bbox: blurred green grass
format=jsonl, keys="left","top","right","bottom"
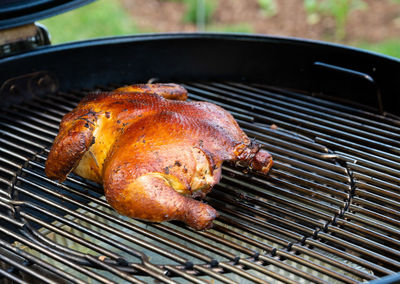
{"left": 353, "top": 39, "right": 400, "bottom": 59}
{"left": 207, "top": 23, "right": 254, "bottom": 34}
{"left": 40, "top": 0, "right": 400, "bottom": 59}
{"left": 40, "top": 0, "right": 139, "bottom": 44}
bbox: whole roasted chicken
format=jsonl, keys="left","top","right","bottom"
{"left": 45, "top": 84, "right": 273, "bottom": 230}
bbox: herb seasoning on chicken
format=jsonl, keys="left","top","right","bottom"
{"left": 45, "top": 84, "right": 273, "bottom": 230}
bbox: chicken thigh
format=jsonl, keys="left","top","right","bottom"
{"left": 45, "top": 84, "right": 273, "bottom": 230}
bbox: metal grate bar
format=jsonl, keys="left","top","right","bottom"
{"left": 334, "top": 218, "right": 400, "bottom": 249}
{"left": 215, "top": 82, "right": 400, "bottom": 139}
{"left": 57, "top": 91, "right": 85, "bottom": 102}
{"left": 215, "top": 206, "right": 307, "bottom": 243}
{"left": 347, "top": 203, "right": 400, "bottom": 227}
{"left": 342, "top": 210, "right": 400, "bottom": 238}
{"left": 339, "top": 153, "right": 400, "bottom": 180}
{"left": 200, "top": 228, "right": 347, "bottom": 283}
{"left": 0, "top": 164, "right": 19, "bottom": 177}
{"left": 216, "top": 262, "right": 273, "bottom": 284}
{"left": 184, "top": 82, "right": 396, "bottom": 276}
{"left": 291, "top": 244, "right": 377, "bottom": 281}
{"left": 190, "top": 264, "right": 235, "bottom": 284}
{"left": 272, "top": 161, "right": 349, "bottom": 192}
{"left": 217, "top": 178, "right": 333, "bottom": 223}
{"left": 252, "top": 141, "right": 346, "bottom": 175}
{"left": 225, "top": 167, "right": 341, "bottom": 210}
{"left": 0, "top": 117, "right": 57, "bottom": 138}
{"left": 0, "top": 249, "right": 70, "bottom": 284}
{"left": 31, "top": 97, "right": 74, "bottom": 113}
{"left": 41, "top": 94, "right": 77, "bottom": 110}
{"left": 328, "top": 226, "right": 400, "bottom": 259}
{"left": 211, "top": 223, "right": 278, "bottom": 253}
{"left": 0, "top": 234, "right": 95, "bottom": 284}
{"left": 0, "top": 267, "right": 29, "bottom": 284}
{"left": 23, "top": 101, "right": 66, "bottom": 118}
{"left": 0, "top": 224, "right": 114, "bottom": 283}
{"left": 152, "top": 223, "right": 302, "bottom": 283}
{"left": 274, "top": 250, "right": 358, "bottom": 284}
{"left": 0, "top": 132, "right": 46, "bottom": 153}
{"left": 232, "top": 120, "right": 331, "bottom": 158}
{"left": 210, "top": 189, "right": 322, "bottom": 234}
{"left": 315, "top": 137, "right": 400, "bottom": 169}
{"left": 353, "top": 172, "right": 400, "bottom": 193}
{"left": 2, "top": 109, "right": 59, "bottom": 131}
{"left": 240, "top": 120, "right": 330, "bottom": 153}
{"left": 355, "top": 196, "right": 400, "bottom": 222}
{"left": 272, "top": 168, "right": 346, "bottom": 199}
{"left": 354, "top": 189, "right": 400, "bottom": 211}
{"left": 21, "top": 212, "right": 128, "bottom": 260}
{"left": 348, "top": 163, "right": 400, "bottom": 185}
{"left": 355, "top": 181, "right": 400, "bottom": 206}
{"left": 268, "top": 173, "right": 346, "bottom": 208}
{"left": 130, "top": 263, "right": 179, "bottom": 284}
{"left": 10, "top": 104, "right": 62, "bottom": 124}
{"left": 22, "top": 166, "right": 109, "bottom": 207}
{"left": 304, "top": 238, "right": 393, "bottom": 276}
{"left": 82, "top": 256, "right": 147, "bottom": 284}
{"left": 215, "top": 215, "right": 292, "bottom": 248}
{"left": 0, "top": 123, "right": 53, "bottom": 145}
{"left": 351, "top": 196, "right": 400, "bottom": 219}
{"left": 231, "top": 132, "right": 350, "bottom": 191}
{"left": 317, "top": 231, "right": 400, "bottom": 269}
{"left": 163, "top": 265, "right": 207, "bottom": 284}
{"left": 269, "top": 153, "right": 348, "bottom": 182}
{"left": 249, "top": 83, "right": 400, "bottom": 129}
{"left": 0, "top": 144, "right": 35, "bottom": 161}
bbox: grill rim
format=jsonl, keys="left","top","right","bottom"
{"left": 2, "top": 32, "right": 400, "bottom": 62}
{"left": 1, "top": 32, "right": 400, "bottom": 116}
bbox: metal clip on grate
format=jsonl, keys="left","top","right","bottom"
{"left": 0, "top": 82, "right": 399, "bottom": 283}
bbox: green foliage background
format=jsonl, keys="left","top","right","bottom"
{"left": 41, "top": 0, "right": 138, "bottom": 43}
{"left": 40, "top": 0, "right": 400, "bottom": 59}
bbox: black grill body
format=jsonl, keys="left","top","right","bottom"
{"left": 1, "top": 34, "right": 400, "bottom": 115}
{"left": 0, "top": 33, "right": 399, "bottom": 284}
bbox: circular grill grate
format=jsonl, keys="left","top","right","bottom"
{"left": 0, "top": 82, "right": 399, "bottom": 283}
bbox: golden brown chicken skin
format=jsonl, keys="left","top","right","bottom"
{"left": 45, "top": 83, "right": 273, "bottom": 230}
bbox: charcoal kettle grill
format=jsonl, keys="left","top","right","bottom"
{"left": 0, "top": 1, "right": 400, "bottom": 283}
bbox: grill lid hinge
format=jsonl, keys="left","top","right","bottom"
{"left": 0, "top": 23, "right": 50, "bottom": 58}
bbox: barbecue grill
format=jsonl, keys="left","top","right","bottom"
{"left": 1, "top": 1, "right": 400, "bottom": 283}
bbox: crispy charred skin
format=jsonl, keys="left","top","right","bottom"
{"left": 45, "top": 83, "right": 273, "bottom": 230}
{"left": 45, "top": 109, "right": 97, "bottom": 181}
